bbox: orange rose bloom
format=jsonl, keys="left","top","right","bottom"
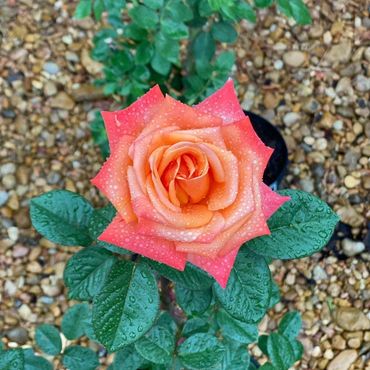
{"left": 92, "top": 80, "right": 289, "bottom": 287}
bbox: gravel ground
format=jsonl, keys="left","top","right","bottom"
{"left": 0, "top": 0, "right": 369, "bottom": 369}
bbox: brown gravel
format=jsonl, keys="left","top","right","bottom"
{"left": 0, "top": 0, "right": 369, "bottom": 369}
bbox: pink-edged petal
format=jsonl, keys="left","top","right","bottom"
{"left": 102, "top": 85, "right": 164, "bottom": 150}
{"left": 140, "top": 95, "right": 223, "bottom": 136}
{"left": 260, "top": 183, "right": 290, "bottom": 219}
{"left": 99, "top": 214, "right": 186, "bottom": 270}
{"left": 91, "top": 134, "right": 136, "bottom": 223}
{"left": 194, "top": 79, "right": 245, "bottom": 125}
{"left": 188, "top": 248, "right": 239, "bottom": 288}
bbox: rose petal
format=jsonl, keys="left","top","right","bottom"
{"left": 188, "top": 248, "right": 239, "bottom": 288}
{"left": 91, "top": 134, "right": 136, "bottom": 223}
{"left": 99, "top": 214, "right": 186, "bottom": 270}
{"left": 260, "top": 183, "right": 290, "bottom": 219}
{"left": 194, "top": 79, "right": 245, "bottom": 125}
{"left": 102, "top": 85, "right": 164, "bottom": 150}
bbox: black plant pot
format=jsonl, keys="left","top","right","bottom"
{"left": 244, "top": 110, "right": 288, "bottom": 191}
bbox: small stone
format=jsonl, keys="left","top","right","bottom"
{"left": 71, "top": 84, "right": 105, "bottom": 102}
{"left": 325, "top": 41, "right": 352, "bottom": 63}
{"left": 332, "top": 335, "right": 346, "bottom": 350}
{"left": 302, "top": 97, "right": 320, "bottom": 113}
{"left": 327, "top": 350, "right": 357, "bottom": 370}
{"left": 283, "top": 112, "right": 301, "bottom": 126}
{"left": 49, "top": 92, "right": 75, "bottom": 110}
{"left": 43, "top": 61, "right": 60, "bottom": 75}
{"left": 41, "top": 284, "right": 61, "bottom": 297}
{"left": 29, "top": 247, "right": 42, "bottom": 261}
{"left": 4, "top": 280, "right": 17, "bottom": 296}
{"left": 0, "top": 163, "right": 16, "bottom": 176}
{"left": 324, "top": 349, "right": 334, "bottom": 360}
{"left": 8, "top": 227, "right": 19, "bottom": 242}
{"left": 344, "top": 175, "right": 361, "bottom": 189}
{"left": 12, "top": 245, "right": 29, "bottom": 258}
{"left": 354, "top": 75, "right": 370, "bottom": 92}
{"left": 6, "top": 327, "right": 28, "bottom": 345}
{"left": 1, "top": 109, "right": 16, "bottom": 119}
{"left": 364, "top": 47, "right": 370, "bottom": 62}
{"left": 313, "top": 265, "right": 328, "bottom": 281}
{"left": 323, "top": 31, "right": 332, "bottom": 45}
{"left": 43, "top": 81, "right": 57, "bottom": 97}
{"left": 273, "top": 59, "right": 284, "bottom": 70}
{"left": 342, "top": 239, "right": 365, "bottom": 257}
{"left": 334, "top": 307, "right": 370, "bottom": 331}
{"left": 27, "top": 261, "right": 42, "bottom": 274}
{"left": 299, "top": 178, "right": 314, "bottom": 193}
{"left": 18, "top": 304, "right": 32, "bottom": 321}
{"left": 81, "top": 48, "right": 103, "bottom": 75}
{"left": 283, "top": 51, "right": 306, "bottom": 67}
{"left": 309, "top": 24, "right": 324, "bottom": 38}
{"left": 0, "top": 191, "right": 9, "bottom": 206}
{"left": 348, "top": 337, "right": 362, "bottom": 349}
{"left": 3, "top": 174, "right": 16, "bottom": 189}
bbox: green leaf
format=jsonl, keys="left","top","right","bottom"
{"left": 30, "top": 190, "right": 94, "bottom": 246}
{"left": 259, "top": 363, "right": 276, "bottom": 370}
{"left": 182, "top": 318, "right": 209, "bottom": 337}
{"left": 24, "top": 349, "right": 52, "bottom": 370}
{"left": 216, "top": 50, "right": 235, "bottom": 70}
{"left": 74, "top": 0, "right": 92, "bottom": 19}
{"left": 214, "top": 249, "right": 271, "bottom": 323}
{"left": 64, "top": 246, "right": 116, "bottom": 301}
{"left": 192, "top": 32, "right": 215, "bottom": 62}
{"left": 278, "top": 311, "right": 302, "bottom": 338}
{"left": 157, "top": 311, "right": 178, "bottom": 335}
{"left": 178, "top": 333, "right": 225, "bottom": 370}
{"left": 258, "top": 335, "right": 268, "bottom": 356}
{"left": 216, "top": 309, "right": 258, "bottom": 344}
{"left": 35, "top": 324, "right": 62, "bottom": 356}
{"left": 129, "top": 5, "right": 159, "bottom": 30}
{"left": 145, "top": 260, "right": 213, "bottom": 290}
{"left": 290, "top": 339, "right": 304, "bottom": 361}
{"left": 124, "top": 24, "right": 148, "bottom": 41}
{"left": 90, "top": 112, "right": 110, "bottom": 159}
{"left": 268, "top": 279, "right": 281, "bottom": 308}
{"left": 211, "top": 21, "right": 237, "bottom": 43}
{"left": 135, "top": 326, "right": 174, "bottom": 364}
{"left": 135, "top": 41, "right": 154, "bottom": 64}
{"left": 267, "top": 333, "right": 296, "bottom": 369}
{"left": 0, "top": 349, "right": 24, "bottom": 370}
{"left": 93, "top": 261, "right": 159, "bottom": 352}
{"left": 176, "top": 286, "right": 212, "bottom": 315}
{"left": 111, "top": 344, "right": 148, "bottom": 370}
{"left": 144, "top": 0, "right": 164, "bottom": 9}
{"left": 164, "top": 0, "right": 193, "bottom": 21}
{"left": 161, "top": 19, "right": 189, "bottom": 40}
{"left": 232, "top": 2, "right": 256, "bottom": 22}
{"left": 198, "top": 0, "right": 213, "bottom": 16}
{"left": 62, "top": 303, "right": 90, "bottom": 340}
{"left": 151, "top": 52, "right": 171, "bottom": 75}
{"left": 247, "top": 190, "right": 339, "bottom": 259}
{"left": 62, "top": 346, "right": 99, "bottom": 370}
{"left": 221, "top": 343, "right": 250, "bottom": 370}
{"left": 276, "top": 0, "right": 311, "bottom": 25}
{"left": 254, "top": 0, "right": 273, "bottom": 7}
{"left": 155, "top": 32, "right": 180, "bottom": 64}
{"left": 93, "top": 0, "right": 105, "bottom": 20}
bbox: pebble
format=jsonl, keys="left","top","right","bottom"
{"left": 0, "top": 191, "right": 9, "bottom": 206}
{"left": 283, "top": 112, "right": 301, "bottom": 126}
{"left": 273, "top": 59, "right": 284, "bottom": 70}
{"left": 332, "top": 335, "right": 346, "bottom": 350}
{"left": 0, "top": 163, "right": 16, "bottom": 176}
{"left": 43, "top": 81, "right": 57, "bottom": 96}
{"left": 6, "top": 327, "right": 28, "bottom": 345}
{"left": 327, "top": 350, "right": 357, "bottom": 370}
{"left": 49, "top": 92, "right": 75, "bottom": 110}
{"left": 344, "top": 175, "right": 361, "bottom": 189}
{"left": 354, "top": 75, "right": 370, "bottom": 92}
{"left": 313, "top": 265, "right": 328, "bottom": 281}
{"left": 325, "top": 41, "right": 352, "bottom": 63}
{"left": 81, "top": 48, "right": 103, "bottom": 75}
{"left": 283, "top": 51, "right": 306, "bottom": 67}
{"left": 342, "top": 239, "right": 365, "bottom": 257}
{"left": 2, "top": 174, "right": 16, "bottom": 189}
{"left": 4, "top": 280, "right": 17, "bottom": 296}
{"left": 7, "top": 227, "right": 19, "bottom": 242}
{"left": 334, "top": 307, "right": 370, "bottom": 331}
{"left": 43, "top": 61, "right": 60, "bottom": 75}
{"left": 12, "top": 245, "right": 29, "bottom": 258}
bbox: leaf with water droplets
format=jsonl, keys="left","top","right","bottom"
{"left": 92, "top": 261, "right": 159, "bottom": 352}
{"left": 145, "top": 260, "right": 213, "bottom": 290}
{"left": 278, "top": 311, "right": 302, "bottom": 339}
{"left": 182, "top": 318, "right": 209, "bottom": 337}
{"left": 30, "top": 190, "right": 94, "bottom": 246}
{"left": 135, "top": 326, "right": 175, "bottom": 364}
{"left": 266, "top": 333, "right": 296, "bottom": 369}
{"left": 247, "top": 189, "right": 339, "bottom": 260}
{"left": 220, "top": 342, "right": 251, "bottom": 370}
{"left": 88, "top": 205, "right": 131, "bottom": 255}
{"left": 61, "top": 303, "right": 90, "bottom": 340}
{"left": 214, "top": 249, "right": 271, "bottom": 323}
{"left": 178, "top": 333, "right": 225, "bottom": 370}
{"left": 175, "top": 286, "right": 212, "bottom": 316}
{"left": 62, "top": 346, "right": 99, "bottom": 370}
{"left": 0, "top": 349, "right": 24, "bottom": 370}
{"left": 216, "top": 309, "right": 258, "bottom": 344}
{"left": 268, "top": 279, "right": 281, "bottom": 309}
{"left": 64, "top": 246, "right": 117, "bottom": 301}
{"left": 110, "top": 344, "right": 149, "bottom": 370}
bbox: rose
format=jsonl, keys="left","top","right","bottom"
{"left": 92, "top": 80, "right": 289, "bottom": 288}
